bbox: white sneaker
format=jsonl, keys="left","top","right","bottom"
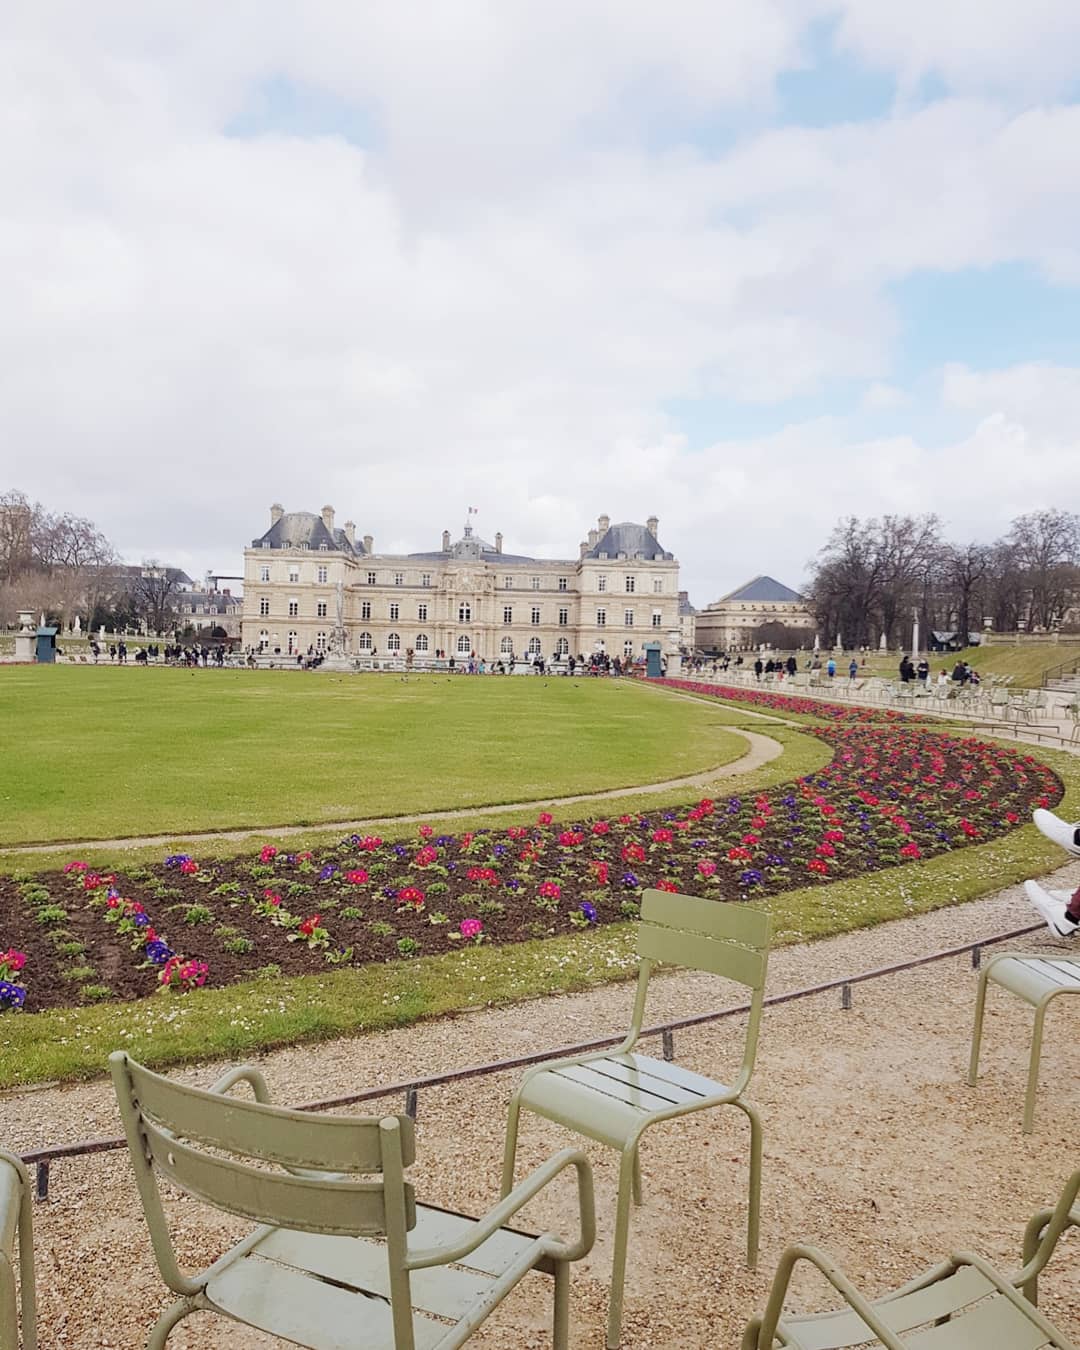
{"left": 1032, "top": 809, "right": 1080, "bottom": 858}
{"left": 1024, "top": 880, "right": 1079, "bottom": 938}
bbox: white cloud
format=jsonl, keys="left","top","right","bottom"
{"left": 861, "top": 381, "right": 908, "bottom": 410}
{"left": 0, "top": 3, "right": 1078, "bottom": 605}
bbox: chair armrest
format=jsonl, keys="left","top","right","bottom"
{"left": 205, "top": 1065, "right": 273, "bottom": 1102}
{"left": 951, "top": 1251, "right": 1073, "bottom": 1343}
{"left": 1016, "top": 1169, "right": 1080, "bottom": 1300}
{"left": 407, "top": 1148, "right": 595, "bottom": 1270}
{"left": 752, "top": 1244, "right": 911, "bottom": 1350}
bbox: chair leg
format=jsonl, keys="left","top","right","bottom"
{"left": 968, "top": 969, "right": 990, "bottom": 1087}
{"left": 552, "top": 1258, "right": 570, "bottom": 1350}
{"left": 606, "top": 1147, "right": 639, "bottom": 1349}
{"left": 631, "top": 1145, "right": 643, "bottom": 1206}
{"left": 147, "top": 1296, "right": 202, "bottom": 1349}
{"left": 500, "top": 1094, "right": 523, "bottom": 1198}
{"left": 1025, "top": 1005, "right": 1048, "bottom": 1135}
{"left": 736, "top": 1100, "right": 763, "bottom": 1269}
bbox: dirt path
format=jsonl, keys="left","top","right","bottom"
{"left": 8, "top": 860, "right": 1080, "bottom": 1347}
{"left": 2, "top": 727, "right": 784, "bottom": 857}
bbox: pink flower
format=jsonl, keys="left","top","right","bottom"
{"left": 63, "top": 860, "right": 89, "bottom": 873}
{"left": 591, "top": 820, "right": 610, "bottom": 835}
{"left": 651, "top": 828, "right": 673, "bottom": 844}
{"left": 357, "top": 835, "right": 382, "bottom": 851}
{"left": 418, "top": 824, "right": 434, "bottom": 837}
{"left": 415, "top": 846, "right": 439, "bottom": 867}
{"left": 262, "top": 889, "right": 282, "bottom": 906}
{"left": 0, "top": 950, "right": 26, "bottom": 972}
{"left": 591, "top": 860, "right": 610, "bottom": 885}
{"left": 459, "top": 918, "right": 483, "bottom": 939}
{"left": 259, "top": 845, "right": 278, "bottom": 863}
{"left": 537, "top": 812, "right": 553, "bottom": 826}
{"left": 538, "top": 881, "right": 561, "bottom": 900}
{"left": 558, "top": 830, "right": 585, "bottom": 847}
{"left": 697, "top": 860, "right": 717, "bottom": 877}
{"left": 179, "top": 859, "right": 199, "bottom": 874}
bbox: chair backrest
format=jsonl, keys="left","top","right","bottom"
{"left": 111, "top": 1053, "right": 416, "bottom": 1296}
{"left": 632, "top": 891, "right": 770, "bottom": 1083}
{"left": 0, "top": 1150, "right": 35, "bottom": 1350}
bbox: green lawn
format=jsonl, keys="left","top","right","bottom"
{"left": 0, "top": 668, "right": 746, "bottom": 845}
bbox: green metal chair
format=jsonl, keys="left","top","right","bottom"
{"left": 968, "top": 949, "right": 1080, "bottom": 1133}
{"left": 742, "top": 1169, "right": 1080, "bottom": 1348}
{"left": 111, "top": 1052, "right": 595, "bottom": 1349}
{"left": 500, "top": 889, "right": 770, "bottom": 1348}
{"left": 0, "top": 1150, "right": 35, "bottom": 1350}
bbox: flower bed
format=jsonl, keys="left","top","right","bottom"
{"left": 0, "top": 725, "right": 1061, "bottom": 1012}
{"left": 656, "top": 677, "right": 928, "bottom": 723}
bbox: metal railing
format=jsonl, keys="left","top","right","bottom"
{"left": 20, "top": 921, "right": 1042, "bottom": 1201}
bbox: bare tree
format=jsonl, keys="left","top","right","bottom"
{"left": 1008, "top": 509, "right": 1080, "bottom": 629}
{"left": 129, "top": 562, "right": 182, "bottom": 635}
{"left": 944, "top": 542, "right": 991, "bottom": 645}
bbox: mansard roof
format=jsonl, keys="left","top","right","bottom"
{"left": 713, "top": 575, "right": 804, "bottom": 605}
{"left": 583, "top": 521, "right": 672, "bottom": 561}
{"left": 252, "top": 512, "right": 365, "bottom": 555}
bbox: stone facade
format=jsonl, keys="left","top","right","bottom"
{"left": 241, "top": 507, "right": 681, "bottom": 664}
{"left": 695, "top": 575, "right": 814, "bottom": 652}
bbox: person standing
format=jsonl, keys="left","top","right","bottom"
{"left": 848, "top": 658, "right": 858, "bottom": 680}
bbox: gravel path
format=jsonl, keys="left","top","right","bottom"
{"left": 3, "top": 729, "right": 783, "bottom": 857}
{"left": 5, "top": 860, "right": 1080, "bottom": 1348}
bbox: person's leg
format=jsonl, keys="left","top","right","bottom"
{"left": 1033, "top": 808, "right": 1080, "bottom": 858}
{"left": 1025, "top": 880, "right": 1079, "bottom": 937}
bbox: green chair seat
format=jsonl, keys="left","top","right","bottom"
{"left": 502, "top": 889, "right": 771, "bottom": 1348}
{"left": 112, "top": 1055, "right": 596, "bottom": 1350}
{"left": 743, "top": 1171, "right": 1080, "bottom": 1349}
{"left": 968, "top": 951, "right": 1080, "bottom": 1132}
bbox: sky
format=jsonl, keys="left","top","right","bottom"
{"left": 2, "top": 2, "right": 1079, "bottom": 605}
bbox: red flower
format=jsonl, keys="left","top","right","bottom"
{"left": 415, "top": 847, "right": 439, "bottom": 867}
{"left": 651, "top": 828, "right": 673, "bottom": 844}
{"left": 259, "top": 845, "right": 277, "bottom": 863}
{"left": 899, "top": 842, "right": 921, "bottom": 858}
{"left": 591, "top": 860, "right": 610, "bottom": 885}
{"left": 559, "top": 830, "right": 585, "bottom": 847}
{"left": 726, "top": 846, "right": 751, "bottom": 862}
{"left": 807, "top": 858, "right": 829, "bottom": 874}
{"left": 179, "top": 859, "right": 199, "bottom": 874}
{"left": 299, "top": 914, "right": 322, "bottom": 936}
{"left": 621, "top": 843, "right": 646, "bottom": 863}
{"left": 591, "top": 820, "right": 611, "bottom": 835}
{"left": 537, "top": 812, "right": 553, "bottom": 826}
{"left": 357, "top": 835, "right": 382, "bottom": 851}
{"left": 344, "top": 869, "right": 369, "bottom": 885}
{"left": 656, "top": 879, "right": 679, "bottom": 892}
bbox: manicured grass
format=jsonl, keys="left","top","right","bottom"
{"left": 941, "top": 644, "right": 1080, "bottom": 689}
{"left": 0, "top": 668, "right": 746, "bottom": 845}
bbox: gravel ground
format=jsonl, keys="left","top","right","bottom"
{"left": 4, "top": 862, "right": 1080, "bottom": 1348}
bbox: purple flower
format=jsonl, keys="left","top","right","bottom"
{"left": 319, "top": 864, "right": 338, "bottom": 880}
{"left": 579, "top": 901, "right": 598, "bottom": 923}
{"left": 739, "top": 869, "right": 763, "bottom": 886}
{"left": 435, "top": 835, "right": 454, "bottom": 847}
{"left": 393, "top": 844, "right": 409, "bottom": 859}
{"left": 622, "top": 872, "right": 640, "bottom": 888}
{"left": 145, "top": 940, "right": 173, "bottom": 965}
{"left": 164, "top": 853, "right": 191, "bottom": 869}
{"left": 0, "top": 981, "right": 26, "bottom": 1009}
{"left": 133, "top": 913, "right": 150, "bottom": 928}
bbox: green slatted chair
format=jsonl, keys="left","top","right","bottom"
{"left": 0, "top": 1150, "right": 35, "bottom": 1350}
{"left": 741, "top": 1169, "right": 1080, "bottom": 1349}
{"left": 111, "top": 1053, "right": 595, "bottom": 1350}
{"left": 500, "top": 889, "right": 770, "bottom": 1349}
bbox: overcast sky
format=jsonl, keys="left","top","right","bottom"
{"left": 3, "top": 3, "right": 1079, "bottom": 604}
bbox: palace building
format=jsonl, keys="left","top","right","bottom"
{"left": 241, "top": 506, "right": 681, "bottom": 664}
{"left": 695, "top": 575, "right": 814, "bottom": 652}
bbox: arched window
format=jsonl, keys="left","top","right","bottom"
{"left": 457, "top": 634, "right": 471, "bottom": 654}
{"left": 357, "top": 631, "right": 373, "bottom": 651}
{"left": 528, "top": 637, "right": 542, "bottom": 656}
{"left": 387, "top": 632, "right": 401, "bottom": 652}
{"left": 458, "top": 602, "right": 471, "bottom": 623}
{"left": 500, "top": 636, "right": 514, "bottom": 654}
{"left": 415, "top": 634, "right": 429, "bottom": 652}
{"left": 258, "top": 629, "right": 269, "bottom": 651}
{"left": 287, "top": 631, "right": 298, "bottom": 654}
{"left": 556, "top": 637, "right": 569, "bottom": 656}
{"left": 316, "top": 632, "right": 327, "bottom": 652}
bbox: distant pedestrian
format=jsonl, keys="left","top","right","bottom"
{"left": 848, "top": 658, "right": 858, "bottom": 679}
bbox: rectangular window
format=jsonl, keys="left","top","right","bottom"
{"left": 558, "top": 577, "right": 568, "bottom": 591}
{"left": 361, "top": 601, "right": 371, "bottom": 621}
{"left": 259, "top": 597, "right": 269, "bottom": 616}
{"left": 316, "top": 601, "right": 327, "bottom": 618}
{"left": 418, "top": 603, "right": 428, "bottom": 622}
{"left": 624, "top": 609, "right": 634, "bottom": 627}
{"left": 288, "top": 565, "right": 300, "bottom": 584}
{"left": 503, "top": 606, "right": 513, "bottom": 624}
{"left": 531, "top": 576, "right": 541, "bottom": 590}
{"left": 531, "top": 606, "right": 541, "bottom": 625}
{"left": 367, "top": 571, "right": 376, "bottom": 585}
{"left": 653, "top": 578, "right": 663, "bottom": 594}
{"left": 288, "top": 599, "right": 299, "bottom": 617}
{"left": 421, "top": 573, "right": 432, "bottom": 587}
{"left": 259, "top": 565, "right": 270, "bottom": 583}
{"left": 504, "top": 576, "right": 513, "bottom": 589}
{"left": 394, "top": 572, "right": 404, "bottom": 586}
{"left": 598, "top": 576, "right": 607, "bottom": 593}
{"left": 625, "top": 576, "right": 635, "bottom": 593}
{"left": 389, "top": 602, "right": 399, "bottom": 621}
{"left": 597, "top": 609, "right": 606, "bottom": 627}
{"left": 558, "top": 607, "right": 568, "bottom": 626}
{"left": 652, "top": 609, "right": 662, "bottom": 628}
{"left": 316, "top": 565, "right": 328, "bottom": 584}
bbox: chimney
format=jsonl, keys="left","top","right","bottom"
{"left": 588, "top": 528, "right": 598, "bottom": 548}
{"left": 495, "top": 531, "right": 503, "bottom": 554}
{"left": 343, "top": 520, "right": 356, "bottom": 546}
{"left": 363, "top": 534, "right": 374, "bottom": 555}
{"left": 223, "top": 588, "right": 231, "bottom": 597}
{"left": 270, "top": 502, "right": 284, "bottom": 526}
{"left": 598, "top": 514, "right": 610, "bottom": 534}
{"left": 321, "top": 504, "right": 335, "bottom": 532}
{"left": 647, "top": 515, "right": 659, "bottom": 536}
{"left": 580, "top": 540, "right": 588, "bottom": 558}
{"left": 442, "top": 529, "right": 451, "bottom": 551}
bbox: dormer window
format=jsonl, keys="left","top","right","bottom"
{"left": 319, "top": 542, "right": 328, "bottom": 551}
